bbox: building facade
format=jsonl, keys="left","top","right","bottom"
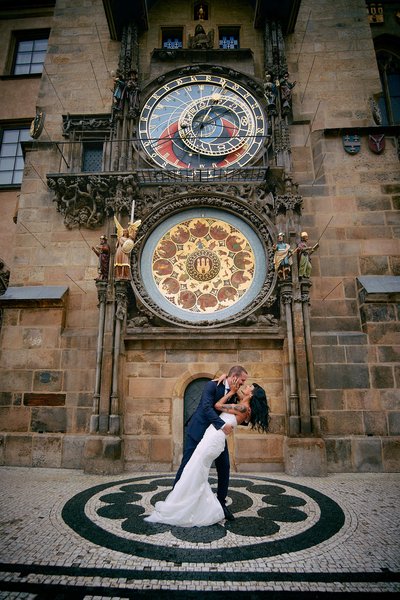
{"left": 0, "top": 0, "right": 399, "bottom": 474}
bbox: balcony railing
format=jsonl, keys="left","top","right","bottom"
{"left": 136, "top": 166, "right": 268, "bottom": 185}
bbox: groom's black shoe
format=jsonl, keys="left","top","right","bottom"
{"left": 222, "top": 505, "right": 235, "bottom": 521}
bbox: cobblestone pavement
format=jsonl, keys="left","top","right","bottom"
{"left": 0, "top": 467, "right": 399, "bottom": 599}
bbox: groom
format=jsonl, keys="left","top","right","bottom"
{"left": 173, "top": 365, "right": 248, "bottom": 521}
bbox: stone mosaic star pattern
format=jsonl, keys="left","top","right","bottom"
{"left": 62, "top": 475, "right": 345, "bottom": 563}
{"left": 152, "top": 217, "right": 255, "bottom": 314}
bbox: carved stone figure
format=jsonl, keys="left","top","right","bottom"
{"left": 125, "top": 69, "right": 140, "bottom": 117}
{"left": 297, "top": 231, "right": 319, "bottom": 278}
{"left": 114, "top": 216, "right": 141, "bottom": 280}
{"left": 92, "top": 235, "right": 110, "bottom": 281}
{"left": 245, "top": 312, "right": 278, "bottom": 327}
{"left": 188, "top": 24, "right": 214, "bottom": 49}
{"left": 273, "top": 232, "right": 292, "bottom": 280}
{"left": 127, "top": 315, "right": 151, "bottom": 328}
{"left": 113, "top": 68, "right": 139, "bottom": 116}
{"left": 113, "top": 69, "right": 126, "bottom": 110}
{"left": 279, "top": 72, "right": 296, "bottom": 116}
{"left": 264, "top": 72, "right": 278, "bottom": 115}
{"left": 0, "top": 259, "right": 10, "bottom": 295}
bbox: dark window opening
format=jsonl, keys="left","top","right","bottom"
{"left": 162, "top": 27, "right": 183, "bottom": 49}
{"left": 218, "top": 27, "right": 240, "bottom": 49}
{"left": 82, "top": 142, "right": 103, "bottom": 172}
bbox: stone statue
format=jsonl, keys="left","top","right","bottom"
{"left": 297, "top": 231, "right": 319, "bottom": 278}
{"left": 113, "top": 69, "right": 125, "bottom": 111}
{"left": 113, "top": 68, "right": 139, "bottom": 115}
{"left": 273, "top": 232, "right": 292, "bottom": 280}
{"left": 92, "top": 235, "right": 110, "bottom": 281}
{"left": 264, "top": 72, "right": 278, "bottom": 115}
{"left": 279, "top": 72, "right": 296, "bottom": 116}
{"left": 188, "top": 24, "right": 214, "bottom": 49}
{"left": 125, "top": 69, "right": 139, "bottom": 117}
{"left": 114, "top": 216, "right": 141, "bottom": 280}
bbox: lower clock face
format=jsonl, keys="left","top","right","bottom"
{"left": 140, "top": 208, "right": 267, "bottom": 324}
{"left": 138, "top": 74, "right": 267, "bottom": 175}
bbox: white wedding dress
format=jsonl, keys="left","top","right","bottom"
{"left": 144, "top": 413, "right": 237, "bottom": 527}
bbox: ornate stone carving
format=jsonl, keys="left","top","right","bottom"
{"left": 188, "top": 24, "right": 214, "bottom": 49}
{"left": 139, "top": 182, "right": 276, "bottom": 219}
{"left": 127, "top": 299, "right": 154, "bottom": 328}
{"left": 274, "top": 121, "right": 291, "bottom": 155}
{"left": 274, "top": 175, "right": 303, "bottom": 233}
{"left": 0, "top": 258, "right": 10, "bottom": 296}
{"left": 0, "top": 258, "right": 10, "bottom": 330}
{"left": 281, "top": 291, "right": 293, "bottom": 305}
{"left": 369, "top": 96, "right": 382, "bottom": 126}
{"left": 300, "top": 290, "right": 310, "bottom": 304}
{"left": 95, "top": 280, "right": 108, "bottom": 305}
{"left": 245, "top": 312, "right": 279, "bottom": 327}
{"left": 62, "top": 115, "right": 113, "bottom": 137}
{"left": 115, "top": 281, "right": 128, "bottom": 321}
{"left": 46, "top": 174, "right": 141, "bottom": 229}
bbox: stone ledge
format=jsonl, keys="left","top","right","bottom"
{"left": 358, "top": 276, "right": 400, "bottom": 303}
{"left": 0, "top": 286, "right": 69, "bottom": 308}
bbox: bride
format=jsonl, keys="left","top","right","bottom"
{"left": 144, "top": 382, "right": 270, "bottom": 527}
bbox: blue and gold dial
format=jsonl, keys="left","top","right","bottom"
{"left": 138, "top": 74, "right": 267, "bottom": 174}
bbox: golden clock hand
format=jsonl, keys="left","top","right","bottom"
{"left": 197, "top": 106, "right": 237, "bottom": 132}
{"left": 198, "top": 84, "right": 227, "bottom": 130}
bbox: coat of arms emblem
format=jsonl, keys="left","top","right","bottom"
{"left": 368, "top": 134, "right": 385, "bottom": 154}
{"left": 343, "top": 132, "right": 361, "bottom": 154}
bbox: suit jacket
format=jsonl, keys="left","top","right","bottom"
{"left": 187, "top": 380, "right": 238, "bottom": 443}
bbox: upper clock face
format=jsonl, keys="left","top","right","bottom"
{"left": 138, "top": 74, "right": 267, "bottom": 175}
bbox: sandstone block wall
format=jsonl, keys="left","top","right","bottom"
{"left": 122, "top": 338, "right": 286, "bottom": 472}
{"left": 0, "top": 0, "right": 398, "bottom": 473}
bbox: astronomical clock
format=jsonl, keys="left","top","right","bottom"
{"left": 132, "top": 70, "right": 276, "bottom": 329}
{"left": 138, "top": 73, "right": 267, "bottom": 174}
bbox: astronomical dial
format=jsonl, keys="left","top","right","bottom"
{"left": 138, "top": 74, "right": 267, "bottom": 175}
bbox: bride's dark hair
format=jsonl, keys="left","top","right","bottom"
{"left": 249, "top": 383, "right": 270, "bottom": 433}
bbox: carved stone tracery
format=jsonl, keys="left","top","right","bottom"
{"left": 46, "top": 173, "right": 140, "bottom": 229}
{"left": 62, "top": 114, "right": 113, "bottom": 138}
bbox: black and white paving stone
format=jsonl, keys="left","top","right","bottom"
{"left": 0, "top": 468, "right": 399, "bottom": 598}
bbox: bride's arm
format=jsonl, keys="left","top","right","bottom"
{"left": 213, "top": 372, "right": 227, "bottom": 385}
{"left": 214, "top": 389, "right": 247, "bottom": 415}
{"left": 215, "top": 403, "right": 248, "bottom": 414}
{"left": 214, "top": 388, "right": 236, "bottom": 410}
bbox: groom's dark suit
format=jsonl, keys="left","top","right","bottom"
{"left": 174, "top": 379, "right": 234, "bottom": 507}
